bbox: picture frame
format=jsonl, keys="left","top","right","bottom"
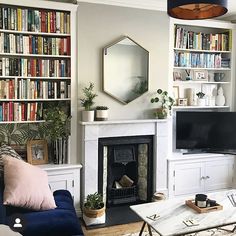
{"left": 27, "top": 140, "right": 48, "bottom": 165}
{"left": 178, "top": 98, "right": 188, "bottom": 106}
{"left": 193, "top": 70, "right": 208, "bottom": 81}
{"left": 173, "top": 71, "right": 183, "bottom": 81}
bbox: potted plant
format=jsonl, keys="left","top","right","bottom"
{"left": 83, "top": 192, "right": 105, "bottom": 226}
{"left": 95, "top": 106, "right": 109, "bottom": 121}
{"left": 150, "top": 89, "right": 174, "bottom": 119}
{"left": 80, "top": 82, "right": 97, "bottom": 122}
{"left": 196, "top": 92, "right": 206, "bottom": 106}
{"left": 42, "top": 104, "right": 71, "bottom": 164}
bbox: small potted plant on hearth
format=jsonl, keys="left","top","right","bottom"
{"left": 150, "top": 89, "right": 174, "bottom": 119}
{"left": 196, "top": 92, "right": 206, "bottom": 106}
{"left": 80, "top": 82, "right": 97, "bottom": 122}
{"left": 95, "top": 106, "right": 109, "bottom": 121}
{"left": 83, "top": 192, "right": 105, "bottom": 226}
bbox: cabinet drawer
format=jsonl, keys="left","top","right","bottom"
{"left": 48, "top": 173, "right": 74, "bottom": 196}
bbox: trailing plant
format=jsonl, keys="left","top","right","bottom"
{"left": 80, "top": 82, "right": 97, "bottom": 111}
{"left": 84, "top": 192, "right": 104, "bottom": 210}
{"left": 150, "top": 89, "right": 175, "bottom": 110}
{"left": 96, "top": 106, "right": 109, "bottom": 110}
{"left": 196, "top": 92, "right": 205, "bottom": 99}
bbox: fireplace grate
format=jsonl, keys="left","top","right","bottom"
{"left": 109, "top": 186, "right": 137, "bottom": 205}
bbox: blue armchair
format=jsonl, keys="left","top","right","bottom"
{"left": 0, "top": 177, "right": 84, "bottom": 236}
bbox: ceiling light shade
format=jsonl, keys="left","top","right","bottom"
{"left": 168, "top": 0, "right": 228, "bottom": 20}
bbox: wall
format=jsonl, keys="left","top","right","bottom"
{"left": 78, "top": 3, "right": 170, "bottom": 119}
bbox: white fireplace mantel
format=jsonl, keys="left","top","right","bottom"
{"left": 79, "top": 119, "right": 169, "bottom": 201}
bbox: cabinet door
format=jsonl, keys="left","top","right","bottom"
{"left": 205, "top": 159, "right": 234, "bottom": 191}
{"left": 47, "top": 173, "right": 74, "bottom": 197}
{"left": 173, "top": 162, "right": 204, "bottom": 196}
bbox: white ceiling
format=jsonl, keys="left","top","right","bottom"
{"left": 48, "top": 0, "right": 236, "bottom": 21}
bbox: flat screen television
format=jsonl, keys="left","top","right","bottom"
{"left": 176, "top": 111, "right": 236, "bottom": 153}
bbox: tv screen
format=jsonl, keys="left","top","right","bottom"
{"left": 176, "top": 111, "right": 236, "bottom": 152}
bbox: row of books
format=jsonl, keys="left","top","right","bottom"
{"left": 0, "top": 7, "right": 70, "bottom": 34}
{"left": 0, "top": 102, "right": 43, "bottom": 121}
{"left": 0, "top": 79, "right": 71, "bottom": 99}
{"left": 0, "top": 33, "right": 70, "bottom": 55}
{"left": 0, "top": 58, "right": 70, "bottom": 77}
{"left": 174, "top": 52, "right": 231, "bottom": 68}
{"left": 175, "top": 26, "right": 230, "bottom": 51}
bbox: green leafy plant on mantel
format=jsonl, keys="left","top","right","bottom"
{"left": 150, "top": 89, "right": 175, "bottom": 119}
{"left": 80, "top": 82, "right": 98, "bottom": 111}
{"left": 84, "top": 192, "right": 104, "bottom": 210}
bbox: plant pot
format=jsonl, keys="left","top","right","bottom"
{"left": 96, "top": 110, "right": 108, "bottom": 121}
{"left": 83, "top": 206, "right": 106, "bottom": 226}
{"left": 197, "top": 98, "right": 206, "bottom": 106}
{"left": 82, "top": 110, "right": 94, "bottom": 122}
{"left": 155, "top": 108, "right": 168, "bottom": 119}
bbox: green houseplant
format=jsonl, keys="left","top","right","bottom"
{"left": 42, "top": 104, "right": 71, "bottom": 164}
{"left": 150, "top": 89, "right": 174, "bottom": 119}
{"left": 80, "top": 82, "right": 97, "bottom": 122}
{"left": 83, "top": 192, "right": 105, "bottom": 226}
{"left": 196, "top": 92, "right": 206, "bottom": 106}
{"left": 95, "top": 106, "right": 109, "bottom": 121}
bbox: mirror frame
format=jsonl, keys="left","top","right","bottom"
{"left": 102, "top": 36, "right": 149, "bottom": 104}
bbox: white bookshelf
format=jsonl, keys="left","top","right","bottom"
{"left": 169, "top": 18, "right": 236, "bottom": 110}
{"left": 0, "top": 0, "right": 78, "bottom": 163}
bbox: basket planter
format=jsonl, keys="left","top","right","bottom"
{"left": 83, "top": 206, "right": 106, "bottom": 226}
{"left": 82, "top": 110, "right": 94, "bottom": 122}
{"left": 96, "top": 110, "right": 108, "bottom": 121}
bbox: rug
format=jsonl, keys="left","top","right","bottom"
{"left": 122, "top": 224, "right": 236, "bottom": 236}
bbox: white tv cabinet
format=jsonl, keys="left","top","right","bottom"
{"left": 168, "top": 153, "right": 234, "bottom": 197}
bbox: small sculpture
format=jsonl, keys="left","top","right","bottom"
{"left": 216, "top": 87, "right": 225, "bottom": 106}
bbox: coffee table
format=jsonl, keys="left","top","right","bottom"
{"left": 130, "top": 190, "right": 236, "bottom": 236}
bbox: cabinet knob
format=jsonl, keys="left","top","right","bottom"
{"left": 206, "top": 176, "right": 210, "bottom": 179}
{"left": 201, "top": 176, "right": 205, "bottom": 180}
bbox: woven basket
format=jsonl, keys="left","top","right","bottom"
{"left": 83, "top": 206, "right": 105, "bottom": 218}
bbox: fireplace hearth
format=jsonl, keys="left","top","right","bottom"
{"left": 98, "top": 135, "right": 153, "bottom": 208}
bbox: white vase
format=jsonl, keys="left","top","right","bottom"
{"left": 197, "top": 98, "right": 206, "bottom": 106}
{"left": 82, "top": 110, "right": 94, "bottom": 122}
{"left": 96, "top": 110, "right": 108, "bottom": 121}
{"left": 216, "top": 87, "right": 225, "bottom": 106}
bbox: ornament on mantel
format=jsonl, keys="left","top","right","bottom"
{"left": 216, "top": 87, "right": 225, "bottom": 106}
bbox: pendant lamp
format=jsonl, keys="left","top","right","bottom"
{"left": 168, "top": 0, "right": 228, "bottom": 20}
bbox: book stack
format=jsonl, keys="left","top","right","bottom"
{"left": 0, "top": 58, "right": 70, "bottom": 77}
{"left": 0, "top": 101, "right": 43, "bottom": 121}
{"left": 175, "top": 26, "right": 230, "bottom": 51}
{"left": 0, "top": 33, "right": 70, "bottom": 55}
{"left": 0, "top": 7, "right": 70, "bottom": 34}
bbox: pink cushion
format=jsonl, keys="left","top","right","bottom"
{"left": 2, "top": 155, "right": 56, "bottom": 211}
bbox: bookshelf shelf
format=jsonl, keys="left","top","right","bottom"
{"left": 173, "top": 67, "right": 231, "bottom": 70}
{"left": 173, "top": 105, "right": 230, "bottom": 109}
{"left": 0, "top": 98, "right": 70, "bottom": 101}
{"left": 0, "top": 120, "right": 45, "bottom": 124}
{"left": 0, "top": 76, "right": 71, "bottom": 80}
{"left": 173, "top": 81, "right": 230, "bottom": 85}
{"left": 174, "top": 48, "right": 231, "bottom": 53}
{"left": 0, "top": 29, "right": 70, "bottom": 37}
{"left": 0, "top": 53, "right": 71, "bottom": 58}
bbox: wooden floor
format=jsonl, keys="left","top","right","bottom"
{"left": 81, "top": 221, "right": 145, "bottom": 236}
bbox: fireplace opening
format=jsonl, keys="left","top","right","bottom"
{"left": 98, "top": 135, "right": 153, "bottom": 208}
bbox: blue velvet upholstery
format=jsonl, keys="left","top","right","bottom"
{"left": 0, "top": 177, "right": 84, "bottom": 236}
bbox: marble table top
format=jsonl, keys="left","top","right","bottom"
{"left": 130, "top": 190, "right": 236, "bottom": 236}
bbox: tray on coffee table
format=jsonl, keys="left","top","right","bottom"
{"left": 185, "top": 199, "right": 223, "bottom": 213}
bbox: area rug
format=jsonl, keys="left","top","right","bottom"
{"left": 122, "top": 224, "right": 236, "bottom": 236}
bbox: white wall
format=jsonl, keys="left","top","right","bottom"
{"left": 78, "top": 3, "right": 170, "bottom": 119}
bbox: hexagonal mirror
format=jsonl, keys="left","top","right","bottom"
{"left": 103, "top": 36, "right": 149, "bottom": 104}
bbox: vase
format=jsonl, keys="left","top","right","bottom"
{"left": 155, "top": 108, "right": 168, "bottom": 119}
{"left": 82, "top": 110, "right": 95, "bottom": 122}
{"left": 197, "top": 98, "right": 206, "bottom": 106}
{"left": 96, "top": 110, "right": 108, "bottom": 121}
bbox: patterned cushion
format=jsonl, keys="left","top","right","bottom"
{"left": 0, "top": 144, "right": 22, "bottom": 174}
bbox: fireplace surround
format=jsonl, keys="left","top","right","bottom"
{"left": 79, "top": 119, "right": 169, "bottom": 204}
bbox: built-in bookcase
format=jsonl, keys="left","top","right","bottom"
{"left": 169, "top": 19, "right": 235, "bottom": 110}
{"left": 0, "top": 0, "right": 78, "bottom": 163}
